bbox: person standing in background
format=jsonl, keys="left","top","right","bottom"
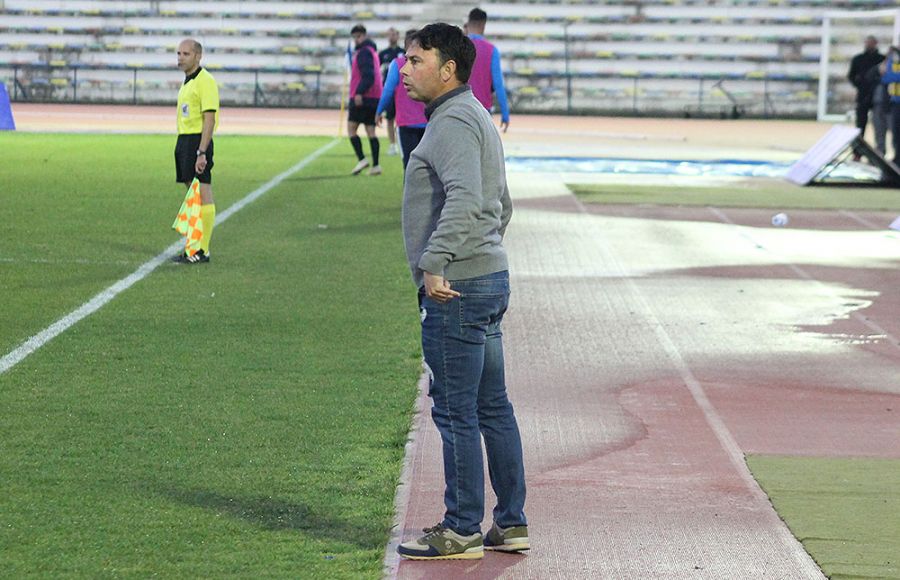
{"left": 848, "top": 36, "right": 885, "bottom": 159}
{"left": 173, "top": 38, "right": 218, "bottom": 264}
{"left": 376, "top": 29, "right": 427, "bottom": 169}
{"left": 347, "top": 24, "right": 383, "bottom": 176}
{"left": 379, "top": 27, "right": 405, "bottom": 157}
{"left": 881, "top": 45, "right": 900, "bottom": 164}
{"left": 465, "top": 8, "right": 510, "bottom": 133}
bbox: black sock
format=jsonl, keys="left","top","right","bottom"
{"left": 369, "top": 137, "right": 380, "bottom": 167}
{"left": 350, "top": 136, "right": 364, "bottom": 160}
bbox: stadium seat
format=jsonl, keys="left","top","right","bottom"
{"left": 0, "top": 0, "right": 892, "bottom": 114}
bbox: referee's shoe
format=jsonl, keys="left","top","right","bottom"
{"left": 172, "top": 249, "right": 210, "bottom": 264}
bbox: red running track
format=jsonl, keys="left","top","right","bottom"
{"left": 388, "top": 182, "right": 899, "bottom": 579}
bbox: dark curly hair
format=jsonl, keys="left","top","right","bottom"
{"left": 408, "top": 23, "right": 476, "bottom": 83}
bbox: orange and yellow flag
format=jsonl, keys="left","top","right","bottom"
{"left": 172, "top": 178, "right": 204, "bottom": 257}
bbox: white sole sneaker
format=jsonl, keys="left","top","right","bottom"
{"left": 368, "top": 166, "right": 382, "bottom": 176}
{"left": 351, "top": 159, "right": 369, "bottom": 175}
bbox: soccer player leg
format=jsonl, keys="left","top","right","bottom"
{"left": 364, "top": 121, "right": 380, "bottom": 169}
{"left": 420, "top": 289, "right": 485, "bottom": 536}
{"left": 348, "top": 112, "right": 365, "bottom": 158}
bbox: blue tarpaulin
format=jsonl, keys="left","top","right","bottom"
{"left": 0, "top": 83, "right": 15, "bottom": 130}
{"left": 505, "top": 156, "right": 880, "bottom": 182}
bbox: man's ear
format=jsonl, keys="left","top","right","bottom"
{"left": 440, "top": 60, "right": 457, "bottom": 83}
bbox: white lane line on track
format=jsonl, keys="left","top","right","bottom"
{"left": 707, "top": 206, "right": 900, "bottom": 349}
{"left": 0, "top": 139, "right": 338, "bottom": 376}
{"left": 838, "top": 208, "right": 887, "bottom": 230}
{"left": 573, "top": 195, "right": 824, "bottom": 578}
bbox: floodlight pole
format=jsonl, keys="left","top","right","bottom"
{"left": 817, "top": 16, "right": 831, "bottom": 122}
{"left": 894, "top": 9, "right": 900, "bottom": 46}
{"left": 563, "top": 21, "right": 572, "bottom": 114}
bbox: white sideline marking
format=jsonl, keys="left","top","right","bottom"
{"left": 0, "top": 139, "right": 338, "bottom": 376}
{"left": 838, "top": 208, "right": 884, "bottom": 230}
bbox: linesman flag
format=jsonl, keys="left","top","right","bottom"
{"left": 172, "top": 178, "right": 204, "bottom": 257}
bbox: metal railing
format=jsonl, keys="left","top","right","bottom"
{"left": 3, "top": 62, "right": 840, "bottom": 118}
{"left": 4, "top": 63, "right": 326, "bottom": 108}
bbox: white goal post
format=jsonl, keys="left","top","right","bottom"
{"left": 818, "top": 9, "right": 900, "bottom": 122}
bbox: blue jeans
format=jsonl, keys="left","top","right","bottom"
{"left": 419, "top": 270, "right": 527, "bottom": 536}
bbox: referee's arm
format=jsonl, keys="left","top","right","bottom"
{"left": 195, "top": 111, "right": 216, "bottom": 173}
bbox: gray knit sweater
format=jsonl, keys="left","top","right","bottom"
{"left": 402, "top": 85, "right": 513, "bottom": 288}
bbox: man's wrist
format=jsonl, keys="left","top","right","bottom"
{"left": 196, "top": 149, "right": 206, "bottom": 156}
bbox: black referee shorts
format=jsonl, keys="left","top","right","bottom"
{"left": 174, "top": 134, "right": 214, "bottom": 184}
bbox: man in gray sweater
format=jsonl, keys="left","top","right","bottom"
{"left": 397, "top": 23, "right": 528, "bottom": 561}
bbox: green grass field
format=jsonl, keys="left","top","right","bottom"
{"left": 0, "top": 133, "right": 421, "bottom": 577}
{"left": 748, "top": 456, "right": 900, "bottom": 580}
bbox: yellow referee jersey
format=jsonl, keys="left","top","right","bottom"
{"left": 177, "top": 67, "right": 219, "bottom": 134}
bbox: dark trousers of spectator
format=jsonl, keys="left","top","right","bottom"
{"left": 856, "top": 98, "right": 873, "bottom": 135}
{"left": 891, "top": 101, "right": 900, "bottom": 164}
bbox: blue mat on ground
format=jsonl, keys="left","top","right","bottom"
{"left": 505, "top": 156, "right": 881, "bottom": 182}
{"left": 0, "top": 84, "right": 15, "bottom": 130}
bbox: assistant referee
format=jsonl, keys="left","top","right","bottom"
{"left": 174, "top": 38, "right": 218, "bottom": 264}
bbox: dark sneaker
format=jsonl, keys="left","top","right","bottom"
{"left": 484, "top": 523, "right": 529, "bottom": 552}
{"left": 397, "top": 524, "right": 483, "bottom": 560}
{"left": 173, "top": 249, "right": 209, "bottom": 264}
